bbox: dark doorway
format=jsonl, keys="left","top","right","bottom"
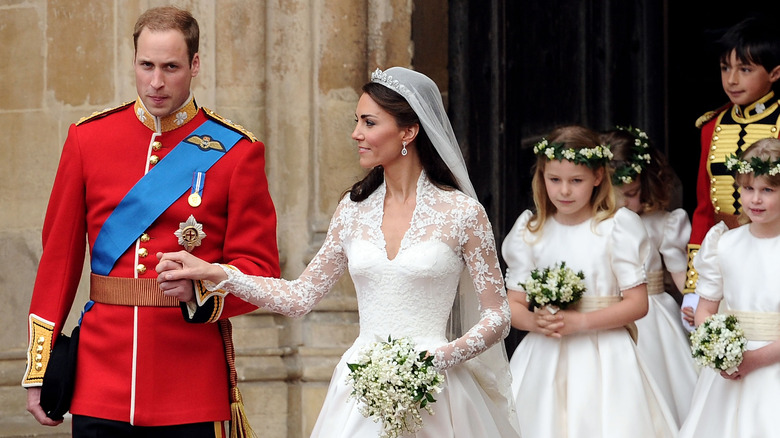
{"left": 447, "top": 0, "right": 780, "bottom": 357}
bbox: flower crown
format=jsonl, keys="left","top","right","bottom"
{"left": 610, "top": 126, "right": 652, "bottom": 185}
{"left": 725, "top": 154, "right": 780, "bottom": 176}
{"left": 371, "top": 68, "right": 411, "bottom": 97}
{"left": 533, "top": 138, "right": 613, "bottom": 168}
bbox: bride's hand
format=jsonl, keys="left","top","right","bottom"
{"left": 156, "top": 251, "right": 227, "bottom": 285}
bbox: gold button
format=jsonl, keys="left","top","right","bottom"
{"left": 36, "top": 354, "right": 42, "bottom": 361}
{"left": 37, "top": 336, "right": 45, "bottom": 345}
{"left": 36, "top": 345, "right": 43, "bottom": 352}
{"left": 35, "top": 363, "right": 43, "bottom": 371}
{"left": 772, "top": 127, "right": 777, "bottom": 133}
{"left": 715, "top": 206, "right": 721, "bottom": 212}
{"left": 138, "top": 248, "right": 148, "bottom": 258}
{"left": 710, "top": 145, "right": 716, "bottom": 151}
{"left": 715, "top": 126, "right": 721, "bottom": 132}
{"left": 710, "top": 155, "right": 715, "bottom": 160}
{"left": 149, "top": 155, "right": 159, "bottom": 165}
{"left": 140, "top": 233, "right": 150, "bottom": 243}
{"left": 152, "top": 141, "right": 162, "bottom": 151}
{"left": 712, "top": 135, "right": 719, "bottom": 141}
{"left": 136, "top": 264, "right": 147, "bottom": 274}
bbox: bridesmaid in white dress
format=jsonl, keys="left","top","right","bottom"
{"left": 680, "top": 138, "right": 780, "bottom": 438}
{"left": 603, "top": 127, "right": 698, "bottom": 425}
{"left": 502, "top": 125, "right": 678, "bottom": 438}
{"left": 156, "top": 67, "right": 521, "bottom": 437}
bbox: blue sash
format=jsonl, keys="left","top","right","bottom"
{"left": 91, "top": 120, "right": 242, "bottom": 275}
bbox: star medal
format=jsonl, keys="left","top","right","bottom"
{"left": 175, "top": 215, "right": 206, "bottom": 252}
{"left": 189, "top": 171, "right": 205, "bottom": 207}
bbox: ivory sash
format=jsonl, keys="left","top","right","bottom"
{"left": 572, "top": 296, "right": 638, "bottom": 343}
{"left": 646, "top": 270, "right": 664, "bottom": 296}
{"left": 727, "top": 310, "right": 780, "bottom": 341}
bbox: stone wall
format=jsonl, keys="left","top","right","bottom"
{"left": 0, "top": 0, "right": 447, "bottom": 436}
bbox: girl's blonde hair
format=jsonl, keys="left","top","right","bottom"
{"left": 528, "top": 125, "right": 616, "bottom": 233}
{"left": 735, "top": 137, "right": 780, "bottom": 225}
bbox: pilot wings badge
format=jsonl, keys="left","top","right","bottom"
{"left": 184, "top": 134, "right": 226, "bottom": 152}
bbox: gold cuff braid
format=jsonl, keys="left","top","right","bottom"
{"left": 22, "top": 314, "right": 54, "bottom": 386}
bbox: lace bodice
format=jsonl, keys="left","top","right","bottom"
{"left": 208, "top": 173, "right": 510, "bottom": 370}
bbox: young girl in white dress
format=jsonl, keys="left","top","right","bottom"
{"left": 679, "top": 138, "right": 780, "bottom": 438}
{"left": 502, "top": 125, "right": 678, "bottom": 438}
{"left": 603, "top": 126, "right": 698, "bottom": 425}
{"left": 156, "top": 67, "right": 521, "bottom": 437}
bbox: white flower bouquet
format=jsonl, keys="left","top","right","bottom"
{"left": 520, "top": 261, "right": 586, "bottom": 314}
{"left": 346, "top": 336, "right": 444, "bottom": 438}
{"left": 689, "top": 313, "right": 747, "bottom": 374}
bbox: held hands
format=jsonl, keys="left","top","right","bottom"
{"left": 155, "top": 251, "right": 227, "bottom": 301}
{"left": 533, "top": 308, "right": 585, "bottom": 338}
{"left": 720, "top": 349, "right": 761, "bottom": 380}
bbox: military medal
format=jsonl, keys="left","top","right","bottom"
{"left": 188, "top": 193, "right": 202, "bottom": 207}
{"left": 175, "top": 215, "right": 206, "bottom": 252}
{"left": 189, "top": 171, "right": 205, "bottom": 207}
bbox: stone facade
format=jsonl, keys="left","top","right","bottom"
{"left": 0, "top": 0, "right": 445, "bottom": 436}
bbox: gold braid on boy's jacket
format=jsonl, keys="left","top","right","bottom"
{"left": 686, "top": 91, "right": 780, "bottom": 293}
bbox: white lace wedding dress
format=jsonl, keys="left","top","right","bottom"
{"left": 206, "top": 173, "right": 521, "bottom": 437}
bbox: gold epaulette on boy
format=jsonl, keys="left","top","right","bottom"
{"left": 683, "top": 244, "right": 700, "bottom": 295}
{"left": 76, "top": 101, "right": 135, "bottom": 126}
{"left": 203, "top": 107, "right": 258, "bottom": 143}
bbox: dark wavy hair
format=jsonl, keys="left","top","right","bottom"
{"left": 346, "top": 82, "right": 460, "bottom": 202}
{"left": 602, "top": 129, "right": 674, "bottom": 213}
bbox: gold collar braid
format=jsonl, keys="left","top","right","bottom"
{"left": 133, "top": 95, "right": 199, "bottom": 133}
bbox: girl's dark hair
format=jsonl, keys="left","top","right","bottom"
{"left": 718, "top": 17, "right": 780, "bottom": 80}
{"left": 602, "top": 129, "right": 674, "bottom": 213}
{"left": 346, "top": 82, "right": 460, "bottom": 202}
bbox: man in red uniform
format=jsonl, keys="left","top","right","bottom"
{"left": 22, "top": 6, "right": 279, "bottom": 436}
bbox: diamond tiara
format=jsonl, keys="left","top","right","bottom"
{"left": 370, "top": 68, "right": 411, "bottom": 97}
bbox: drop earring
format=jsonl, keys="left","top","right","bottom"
{"left": 401, "top": 141, "right": 408, "bottom": 156}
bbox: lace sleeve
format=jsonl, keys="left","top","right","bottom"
{"left": 431, "top": 201, "right": 511, "bottom": 370}
{"left": 204, "top": 202, "right": 350, "bottom": 317}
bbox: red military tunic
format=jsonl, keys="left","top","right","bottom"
{"left": 23, "top": 96, "right": 280, "bottom": 426}
{"left": 686, "top": 91, "right": 780, "bottom": 293}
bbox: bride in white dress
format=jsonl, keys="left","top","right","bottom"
{"left": 157, "top": 67, "right": 521, "bottom": 437}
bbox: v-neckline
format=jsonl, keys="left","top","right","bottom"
{"left": 379, "top": 178, "right": 421, "bottom": 261}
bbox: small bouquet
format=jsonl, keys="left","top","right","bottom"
{"left": 520, "top": 261, "right": 586, "bottom": 314}
{"left": 689, "top": 313, "right": 747, "bottom": 374}
{"left": 346, "top": 336, "right": 444, "bottom": 438}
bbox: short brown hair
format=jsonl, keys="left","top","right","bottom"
{"left": 133, "top": 6, "right": 199, "bottom": 63}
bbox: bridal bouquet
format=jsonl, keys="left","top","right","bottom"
{"left": 689, "top": 313, "right": 747, "bottom": 374}
{"left": 520, "top": 261, "right": 586, "bottom": 314}
{"left": 346, "top": 336, "right": 444, "bottom": 438}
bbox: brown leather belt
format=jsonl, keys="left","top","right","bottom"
{"left": 90, "top": 273, "right": 179, "bottom": 307}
